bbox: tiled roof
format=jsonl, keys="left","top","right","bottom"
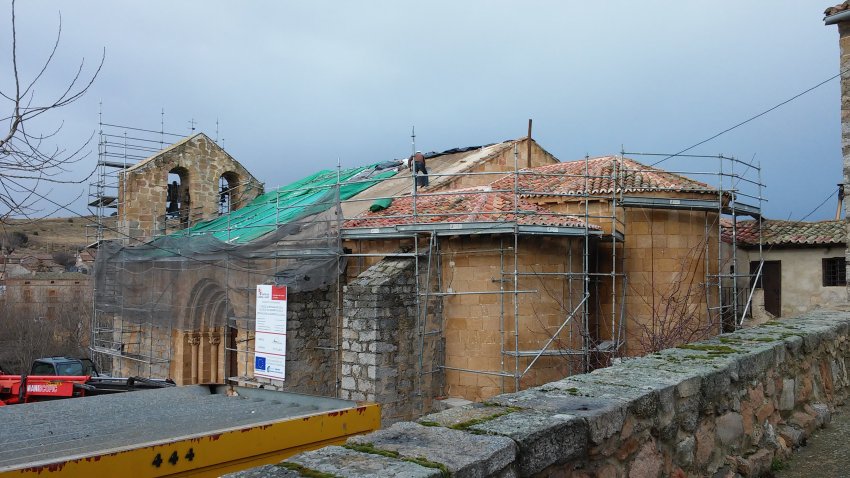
{"left": 490, "top": 156, "right": 715, "bottom": 198}
{"left": 721, "top": 219, "right": 846, "bottom": 247}
{"left": 344, "top": 187, "right": 600, "bottom": 230}
{"left": 825, "top": 2, "right": 850, "bottom": 17}
{"left": 5, "top": 271, "right": 90, "bottom": 281}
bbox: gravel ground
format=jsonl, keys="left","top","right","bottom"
{"left": 776, "top": 405, "right": 850, "bottom": 478}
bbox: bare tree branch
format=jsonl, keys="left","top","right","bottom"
{"left": 0, "top": 0, "right": 104, "bottom": 222}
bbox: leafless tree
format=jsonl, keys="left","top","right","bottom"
{"left": 0, "top": 292, "right": 91, "bottom": 374}
{"left": 52, "top": 250, "right": 75, "bottom": 269}
{"left": 633, "top": 235, "right": 717, "bottom": 354}
{"left": 0, "top": 0, "right": 104, "bottom": 222}
{"left": 0, "top": 229, "right": 27, "bottom": 253}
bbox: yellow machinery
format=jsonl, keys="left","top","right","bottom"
{"left": 0, "top": 385, "right": 380, "bottom": 477}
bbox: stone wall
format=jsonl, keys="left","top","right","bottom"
{"left": 434, "top": 138, "right": 560, "bottom": 191}
{"left": 261, "top": 309, "right": 850, "bottom": 477}
{"left": 185, "top": 285, "right": 339, "bottom": 395}
{"left": 252, "top": 287, "right": 339, "bottom": 396}
{"left": 107, "top": 258, "right": 339, "bottom": 395}
{"left": 117, "top": 133, "right": 262, "bottom": 242}
{"left": 441, "top": 235, "right": 585, "bottom": 402}
{"left": 733, "top": 246, "right": 848, "bottom": 319}
{"left": 2, "top": 273, "right": 91, "bottom": 321}
{"left": 839, "top": 20, "right": 850, "bottom": 303}
{"left": 549, "top": 198, "right": 721, "bottom": 356}
{"left": 340, "top": 258, "right": 441, "bottom": 424}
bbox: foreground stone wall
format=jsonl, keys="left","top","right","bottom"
{"left": 248, "top": 309, "right": 850, "bottom": 477}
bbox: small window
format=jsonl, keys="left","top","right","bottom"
{"left": 30, "top": 362, "right": 55, "bottom": 375}
{"left": 823, "top": 257, "right": 846, "bottom": 287}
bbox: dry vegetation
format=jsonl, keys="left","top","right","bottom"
{"left": 1, "top": 216, "right": 115, "bottom": 253}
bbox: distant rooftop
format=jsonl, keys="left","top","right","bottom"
{"left": 5, "top": 271, "right": 89, "bottom": 281}
{"left": 721, "top": 219, "right": 845, "bottom": 247}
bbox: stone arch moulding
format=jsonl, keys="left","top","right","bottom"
{"left": 180, "top": 278, "right": 230, "bottom": 384}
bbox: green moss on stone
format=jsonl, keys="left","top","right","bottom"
{"left": 677, "top": 344, "right": 738, "bottom": 354}
{"left": 343, "top": 442, "right": 450, "bottom": 477}
{"left": 403, "top": 456, "right": 450, "bottom": 477}
{"left": 278, "top": 462, "right": 339, "bottom": 478}
{"left": 342, "top": 442, "right": 400, "bottom": 459}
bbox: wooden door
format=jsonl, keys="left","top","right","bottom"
{"left": 760, "top": 261, "right": 781, "bottom": 317}
{"left": 750, "top": 260, "right": 781, "bottom": 317}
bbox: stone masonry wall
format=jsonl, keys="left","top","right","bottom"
{"left": 340, "top": 257, "right": 441, "bottom": 425}
{"left": 262, "top": 309, "right": 850, "bottom": 477}
{"left": 840, "top": 21, "right": 850, "bottom": 303}
{"left": 118, "top": 133, "right": 262, "bottom": 242}
{"left": 232, "top": 286, "right": 339, "bottom": 397}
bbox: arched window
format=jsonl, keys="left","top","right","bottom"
{"left": 219, "top": 171, "right": 240, "bottom": 215}
{"left": 167, "top": 167, "right": 190, "bottom": 228}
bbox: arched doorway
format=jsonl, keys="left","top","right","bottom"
{"left": 182, "top": 279, "right": 231, "bottom": 384}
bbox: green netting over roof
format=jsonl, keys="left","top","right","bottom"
{"left": 182, "top": 164, "right": 398, "bottom": 244}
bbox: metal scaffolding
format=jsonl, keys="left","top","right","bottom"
{"left": 340, "top": 144, "right": 628, "bottom": 404}
{"left": 88, "top": 131, "right": 765, "bottom": 414}
{"left": 87, "top": 111, "right": 187, "bottom": 375}
{"left": 620, "top": 151, "right": 765, "bottom": 331}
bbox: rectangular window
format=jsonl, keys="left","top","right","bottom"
{"left": 822, "top": 257, "right": 846, "bottom": 287}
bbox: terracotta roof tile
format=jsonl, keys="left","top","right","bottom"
{"left": 721, "top": 219, "right": 845, "bottom": 247}
{"left": 344, "top": 187, "right": 600, "bottom": 230}
{"left": 826, "top": 2, "right": 850, "bottom": 17}
{"left": 490, "top": 156, "right": 715, "bottom": 197}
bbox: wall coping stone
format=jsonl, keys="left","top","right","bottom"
{"left": 230, "top": 308, "right": 850, "bottom": 477}
{"left": 348, "top": 422, "right": 517, "bottom": 476}
{"left": 287, "top": 446, "right": 442, "bottom": 477}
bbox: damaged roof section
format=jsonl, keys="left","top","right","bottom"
{"left": 182, "top": 141, "right": 529, "bottom": 244}
{"left": 722, "top": 219, "right": 845, "bottom": 247}
{"left": 343, "top": 186, "right": 600, "bottom": 229}
{"left": 490, "top": 156, "right": 716, "bottom": 198}
{"left": 183, "top": 163, "right": 399, "bottom": 244}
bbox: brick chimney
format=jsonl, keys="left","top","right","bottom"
{"left": 826, "top": 1, "right": 850, "bottom": 300}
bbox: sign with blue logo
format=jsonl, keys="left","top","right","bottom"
{"left": 253, "top": 284, "right": 287, "bottom": 381}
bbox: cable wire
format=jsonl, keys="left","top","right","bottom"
{"left": 652, "top": 69, "right": 845, "bottom": 167}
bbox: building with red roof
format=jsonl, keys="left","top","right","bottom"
{"left": 721, "top": 219, "right": 846, "bottom": 319}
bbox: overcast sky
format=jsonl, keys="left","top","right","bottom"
{"left": 2, "top": 1, "right": 844, "bottom": 221}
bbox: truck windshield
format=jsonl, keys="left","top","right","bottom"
{"left": 56, "top": 362, "right": 84, "bottom": 376}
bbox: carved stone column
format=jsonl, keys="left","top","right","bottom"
{"left": 209, "top": 333, "right": 222, "bottom": 383}
{"left": 188, "top": 334, "right": 201, "bottom": 384}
